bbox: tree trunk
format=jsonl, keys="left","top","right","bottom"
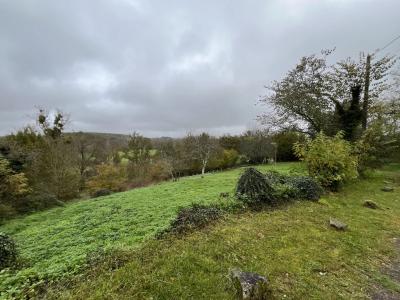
{"left": 362, "top": 54, "right": 371, "bottom": 130}
{"left": 201, "top": 158, "right": 207, "bottom": 176}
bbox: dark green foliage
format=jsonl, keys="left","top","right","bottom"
{"left": 239, "top": 130, "right": 273, "bottom": 164}
{"left": 162, "top": 204, "right": 223, "bottom": 235}
{"left": 264, "top": 170, "right": 287, "bottom": 185}
{"left": 265, "top": 171, "right": 322, "bottom": 201}
{"left": 91, "top": 189, "right": 112, "bottom": 198}
{"left": 0, "top": 232, "right": 17, "bottom": 270}
{"left": 334, "top": 85, "right": 363, "bottom": 141}
{"left": 287, "top": 176, "right": 323, "bottom": 201}
{"left": 271, "top": 130, "right": 303, "bottom": 161}
{"left": 236, "top": 168, "right": 275, "bottom": 204}
{"left": 21, "top": 192, "right": 60, "bottom": 213}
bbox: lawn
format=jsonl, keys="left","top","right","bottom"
{"left": 45, "top": 165, "right": 400, "bottom": 299}
{"left": 0, "top": 163, "right": 297, "bottom": 299}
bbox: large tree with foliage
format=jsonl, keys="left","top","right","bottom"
{"left": 259, "top": 49, "right": 396, "bottom": 140}
{"left": 240, "top": 129, "right": 274, "bottom": 164}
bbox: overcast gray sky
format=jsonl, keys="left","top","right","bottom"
{"left": 0, "top": 0, "right": 399, "bottom": 137}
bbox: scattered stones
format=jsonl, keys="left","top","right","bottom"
{"left": 329, "top": 218, "right": 347, "bottom": 231}
{"left": 230, "top": 268, "right": 270, "bottom": 299}
{"left": 363, "top": 200, "right": 379, "bottom": 209}
{"left": 381, "top": 186, "right": 394, "bottom": 192}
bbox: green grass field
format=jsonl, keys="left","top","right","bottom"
{"left": 0, "top": 163, "right": 297, "bottom": 299}
{"left": 1, "top": 163, "right": 399, "bottom": 299}
{"left": 48, "top": 165, "right": 400, "bottom": 299}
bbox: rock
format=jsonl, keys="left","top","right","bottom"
{"left": 329, "top": 218, "right": 347, "bottom": 231}
{"left": 220, "top": 192, "right": 230, "bottom": 198}
{"left": 230, "top": 269, "right": 270, "bottom": 299}
{"left": 363, "top": 200, "right": 379, "bottom": 209}
{"left": 381, "top": 186, "right": 394, "bottom": 192}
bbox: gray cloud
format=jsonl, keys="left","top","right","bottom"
{"left": 0, "top": 0, "right": 399, "bottom": 136}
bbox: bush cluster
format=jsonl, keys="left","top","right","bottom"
{"left": 161, "top": 204, "right": 223, "bottom": 236}
{"left": 0, "top": 232, "right": 17, "bottom": 270}
{"left": 236, "top": 168, "right": 323, "bottom": 206}
{"left": 294, "top": 132, "right": 358, "bottom": 190}
{"left": 235, "top": 168, "right": 275, "bottom": 205}
{"left": 286, "top": 176, "right": 323, "bottom": 201}
{"left": 265, "top": 171, "right": 323, "bottom": 201}
{"left": 91, "top": 189, "right": 112, "bottom": 198}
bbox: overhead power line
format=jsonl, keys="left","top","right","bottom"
{"left": 375, "top": 34, "right": 400, "bottom": 54}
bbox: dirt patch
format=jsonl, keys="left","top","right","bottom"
{"left": 371, "top": 238, "right": 400, "bottom": 300}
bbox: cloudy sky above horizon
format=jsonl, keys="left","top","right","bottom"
{"left": 0, "top": 0, "right": 399, "bottom": 137}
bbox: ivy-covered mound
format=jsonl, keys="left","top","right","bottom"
{"left": 235, "top": 168, "right": 275, "bottom": 205}
{"left": 161, "top": 204, "right": 223, "bottom": 236}
{"left": 265, "top": 171, "right": 323, "bottom": 201}
{"left": 236, "top": 168, "right": 323, "bottom": 206}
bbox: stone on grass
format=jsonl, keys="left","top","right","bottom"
{"left": 230, "top": 269, "right": 270, "bottom": 300}
{"left": 363, "top": 200, "right": 379, "bottom": 209}
{"left": 329, "top": 218, "right": 347, "bottom": 231}
{"left": 381, "top": 186, "right": 394, "bottom": 192}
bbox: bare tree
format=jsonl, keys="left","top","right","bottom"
{"left": 183, "top": 132, "right": 218, "bottom": 176}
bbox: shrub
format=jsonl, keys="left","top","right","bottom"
{"left": 0, "top": 232, "right": 17, "bottom": 270}
{"left": 236, "top": 168, "right": 275, "bottom": 205}
{"left": 148, "top": 160, "right": 173, "bottom": 181}
{"left": 91, "top": 189, "right": 112, "bottom": 198}
{"left": 265, "top": 171, "right": 322, "bottom": 201}
{"left": 294, "top": 132, "right": 358, "bottom": 190}
{"left": 0, "top": 204, "right": 16, "bottom": 223}
{"left": 287, "top": 176, "right": 323, "bottom": 201}
{"left": 354, "top": 121, "right": 399, "bottom": 174}
{"left": 87, "top": 164, "right": 127, "bottom": 194}
{"left": 161, "top": 204, "right": 223, "bottom": 235}
{"left": 265, "top": 170, "right": 288, "bottom": 185}
{"left": 272, "top": 130, "right": 304, "bottom": 161}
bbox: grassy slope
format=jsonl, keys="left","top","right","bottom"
{"left": 0, "top": 163, "right": 296, "bottom": 298}
{"left": 47, "top": 165, "right": 400, "bottom": 300}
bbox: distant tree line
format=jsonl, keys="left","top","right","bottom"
{"left": 0, "top": 110, "right": 302, "bottom": 221}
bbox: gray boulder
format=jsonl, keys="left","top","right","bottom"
{"left": 363, "top": 200, "right": 379, "bottom": 209}
{"left": 329, "top": 218, "right": 347, "bottom": 231}
{"left": 230, "top": 269, "right": 270, "bottom": 299}
{"left": 381, "top": 186, "right": 394, "bottom": 192}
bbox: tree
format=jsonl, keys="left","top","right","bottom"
{"left": 0, "top": 156, "right": 30, "bottom": 218}
{"left": 182, "top": 133, "right": 218, "bottom": 176}
{"left": 73, "top": 132, "right": 97, "bottom": 190}
{"left": 240, "top": 129, "right": 273, "bottom": 164}
{"left": 156, "top": 139, "right": 183, "bottom": 179}
{"left": 37, "top": 109, "right": 68, "bottom": 139}
{"left": 259, "top": 50, "right": 396, "bottom": 139}
{"left": 86, "top": 163, "right": 127, "bottom": 194}
{"left": 271, "top": 130, "right": 304, "bottom": 161}
{"left": 333, "top": 85, "right": 363, "bottom": 141}
{"left": 36, "top": 111, "right": 80, "bottom": 199}
{"left": 125, "top": 132, "right": 152, "bottom": 181}
{"left": 219, "top": 135, "right": 241, "bottom": 152}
